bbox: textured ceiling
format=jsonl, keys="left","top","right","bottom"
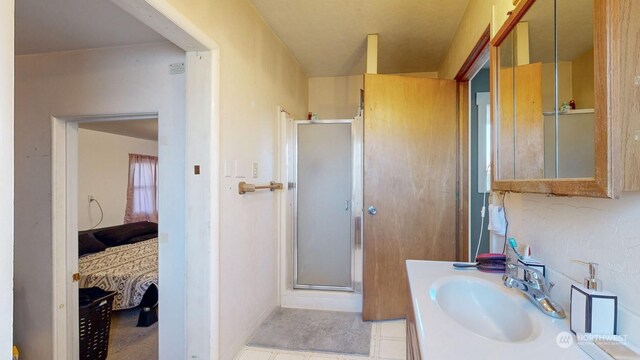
{"left": 15, "top": 0, "right": 166, "bottom": 55}
{"left": 250, "top": 0, "right": 470, "bottom": 77}
{"left": 79, "top": 119, "right": 158, "bottom": 141}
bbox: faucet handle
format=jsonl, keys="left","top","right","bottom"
{"left": 507, "top": 263, "right": 551, "bottom": 291}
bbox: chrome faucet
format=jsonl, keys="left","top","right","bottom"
{"left": 502, "top": 263, "right": 566, "bottom": 319}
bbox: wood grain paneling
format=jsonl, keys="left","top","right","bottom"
{"left": 514, "top": 63, "right": 544, "bottom": 179}
{"left": 457, "top": 81, "right": 470, "bottom": 262}
{"left": 363, "top": 74, "right": 457, "bottom": 321}
{"left": 498, "top": 67, "right": 515, "bottom": 179}
{"left": 617, "top": 0, "right": 640, "bottom": 190}
{"left": 498, "top": 63, "right": 543, "bottom": 179}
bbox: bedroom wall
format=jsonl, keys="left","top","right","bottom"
{"left": 14, "top": 42, "right": 186, "bottom": 359}
{"left": 77, "top": 128, "right": 158, "bottom": 230}
{"left": 0, "top": 0, "right": 14, "bottom": 357}
{"left": 158, "top": 1, "right": 309, "bottom": 359}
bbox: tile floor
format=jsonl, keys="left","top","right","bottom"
{"left": 235, "top": 320, "right": 406, "bottom": 360}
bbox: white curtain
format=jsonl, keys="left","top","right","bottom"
{"left": 124, "top": 154, "right": 158, "bottom": 223}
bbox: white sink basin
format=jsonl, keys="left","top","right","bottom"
{"left": 407, "top": 260, "right": 590, "bottom": 359}
{"left": 433, "top": 277, "right": 535, "bottom": 342}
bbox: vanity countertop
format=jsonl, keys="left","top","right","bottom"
{"left": 406, "top": 260, "right": 591, "bottom": 359}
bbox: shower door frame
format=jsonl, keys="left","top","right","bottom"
{"left": 292, "top": 119, "right": 358, "bottom": 292}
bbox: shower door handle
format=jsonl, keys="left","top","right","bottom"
{"left": 355, "top": 216, "right": 362, "bottom": 249}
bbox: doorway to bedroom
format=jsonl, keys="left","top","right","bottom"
{"left": 76, "top": 118, "right": 160, "bottom": 360}
{"left": 14, "top": 0, "right": 218, "bottom": 358}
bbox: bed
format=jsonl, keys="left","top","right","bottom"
{"left": 78, "top": 222, "right": 158, "bottom": 315}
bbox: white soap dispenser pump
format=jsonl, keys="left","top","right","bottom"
{"left": 570, "top": 260, "right": 618, "bottom": 335}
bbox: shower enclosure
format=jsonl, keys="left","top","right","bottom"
{"left": 293, "top": 120, "right": 355, "bottom": 291}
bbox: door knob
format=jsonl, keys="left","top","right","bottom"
{"left": 368, "top": 206, "right": 377, "bottom": 215}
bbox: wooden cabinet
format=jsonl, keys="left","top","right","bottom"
{"left": 490, "top": 0, "right": 640, "bottom": 198}
{"left": 617, "top": 0, "right": 640, "bottom": 191}
{"left": 406, "top": 289, "right": 422, "bottom": 360}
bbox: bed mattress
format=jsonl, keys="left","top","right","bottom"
{"left": 79, "top": 238, "right": 158, "bottom": 310}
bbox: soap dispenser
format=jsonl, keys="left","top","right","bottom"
{"left": 570, "top": 261, "right": 618, "bottom": 335}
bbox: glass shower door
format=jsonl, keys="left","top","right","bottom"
{"left": 294, "top": 121, "right": 353, "bottom": 290}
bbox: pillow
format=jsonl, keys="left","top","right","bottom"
{"left": 78, "top": 233, "right": 106, "bottom": 256}
{"left": 94, "top": 221, "right": 158, "bottom": 247}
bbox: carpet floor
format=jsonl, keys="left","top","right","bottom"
{"left": 107, "top": 308, "right": 158, "bottom": 360}
{"left": 247, "top": 307, "right": 372, "bottom": 356}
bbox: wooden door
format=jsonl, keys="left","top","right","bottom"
{"left": 498, "top": 63, "right": 543, "bottom": 179}
{"left": 363, "top": 74, "right": 458, "bottom": 320}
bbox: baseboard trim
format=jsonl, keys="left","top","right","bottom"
{"left": 281, "top": 290, "right": 362, "bottom": 313}
{"left": 221, "top": 305, "right": 275, "bottom": 360}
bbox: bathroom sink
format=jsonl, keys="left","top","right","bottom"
{"left": 433, "top": 277, "right": 535, "bottom": 342}
{"left": 407, "top": 261, "right": 590, "bottom": 360}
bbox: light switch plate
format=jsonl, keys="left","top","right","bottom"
{"left": 234, "top": 161, "right": 244, "bottom": 178}
{"left": 252, "top": 161, "right": 258, "bottom": 178}
{"left": 235, "top": 160, "right": 252, "bottom": 178}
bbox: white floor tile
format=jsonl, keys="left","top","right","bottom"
{"left": 273, "top": 352, "right": 307, "bottom": 360}
{"left": 371, "top": 322, "right": 381, "bottom": 339}
{"left": 379, "top": 320, "right": 406, "bottom": 339}
{"left": 377, "top": 339, "right": 405, "bottom": 360}
{"left": 308, "top": 354, "right": 341, "bottom": 360}
{"left": 341, "top": 356, "right": 372, "bottom": 360}
{"left": 238, "top": 348, "right": 275, "bottom": 360}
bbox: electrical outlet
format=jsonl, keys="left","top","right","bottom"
{"left": 252, "top": 162, "right": 258, "bottom": 178}
{"left": 88, "top": 195, "right": 94, "bottom": 203}
{"left": 635, "top": 131, "right": 640, "bottom": 141}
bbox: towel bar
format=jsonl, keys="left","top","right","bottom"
{"left": 238, "top": 181, "right": 283, "bottom": 194}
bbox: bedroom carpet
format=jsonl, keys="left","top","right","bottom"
{"left": 108, "top": 308, "right": 158, "bottom": 360}
{"left": 247, "top": 307, "right": 372, "bottom": 356}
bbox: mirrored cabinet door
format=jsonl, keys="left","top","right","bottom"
{"left": 490, "top": 0, "right": 619, "bottom": 198}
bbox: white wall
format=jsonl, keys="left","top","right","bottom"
{"left": 77, "top": 129, "right": 158, "bottom": 230}
{"left": 438, "top": 0, "right": 514, "bottom": 79}
{"left": 502, "top": 192, "right": 640, "bottom": 344}
{"left": 14, "top": 43, "right": 185, "bottom": 359}
{"left": 0, "top": 0, "right": 14, "bottom": 357}
{"left": 158, "top": 1, "right": 309, "bottom": 359}
{"left": 308, "top": 72, "right": 438, "bottom": 121}
{"left": 309, "top": 76, "right": 363, "bottom": 120}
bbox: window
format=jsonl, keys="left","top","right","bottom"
{"left": 124, "top": 154, "right": 158, "bottom": 223}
